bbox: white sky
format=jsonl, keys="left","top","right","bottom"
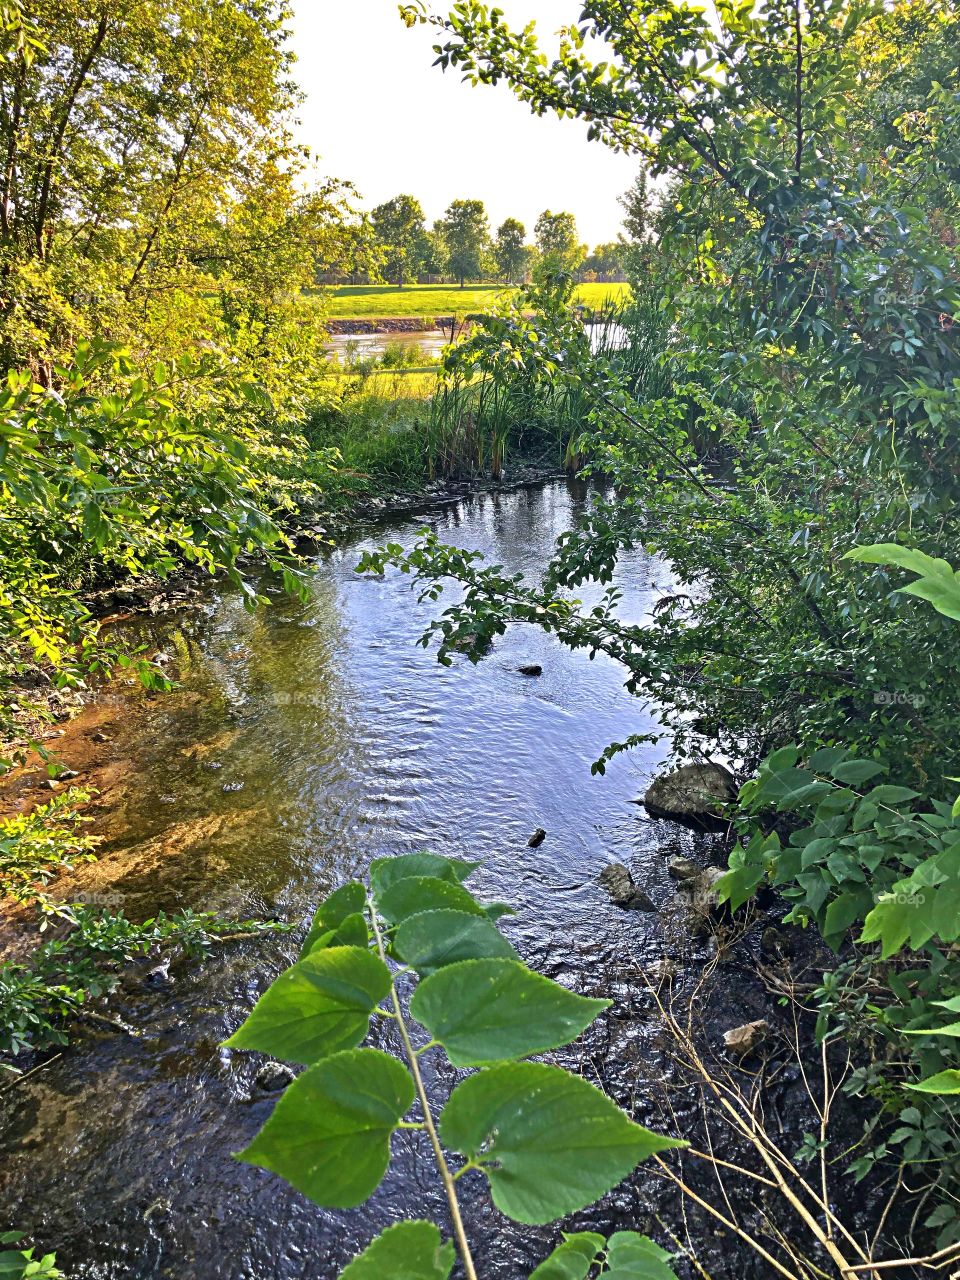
{"left": 286, "top": 1, "right": 639, "bottom": 247}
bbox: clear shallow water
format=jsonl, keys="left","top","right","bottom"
{"left": 0, "top": 479, "right": 721, "bottom": 1279}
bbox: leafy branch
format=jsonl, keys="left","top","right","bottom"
{"left": 223, "top": 852, "right": 686, "bottom": 1278}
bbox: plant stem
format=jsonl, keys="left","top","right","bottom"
{"left": 369, "top": 905, "right": 480, "bottom": 1280}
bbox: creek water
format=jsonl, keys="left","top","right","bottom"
{"left": 0, "top": 478, "right": 726, "bottom": 1279}
{"left": 323, "top": 321, "right": 628, "bottom": 366}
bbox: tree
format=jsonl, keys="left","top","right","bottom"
{"left": 618, "top": 170, "right": 657, "bottom": 245}
{"left": 371, "top": 194, "right": 429, "bottom": 286}
{"left": 435, "top": 198, "right": 490, "bottom": 286}
{"left": 583, "top": 243, "right": 624, "bottom": 281}
{"left": 0, "top": 0, "right": 360, "bottom": 405}
{"left": 533, "top": 209, "right": 585, "bottom": 276}
{"left": 617, "top": 170, "right": 661, "bottom": 285}
{"left": 493, "top": 216, "right": 528, "bottom": 281}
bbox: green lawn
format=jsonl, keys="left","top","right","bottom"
{"left": 323, "top": 281, "right": 629, "bottom": 319}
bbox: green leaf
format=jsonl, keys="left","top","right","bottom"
{"left": 865, "top": 785, "right": 920, "bottom": 806}
{"left": 604, "top": 1231, "right": 678, "bottom": 1278}
{"left": 370, "top": 853, "right": 480, "bottom": 897}
{"left": 377, "top": 876, "right": 486, "bottom": 926}
{"left": 410, "top": 959, "right": 609, "bottom": 1065}
{"left": 301, "top": 882, "right": 366, "bottom": 958}
{"left": 224, "top": 946, "right": 391, "bottom": 1064}
{"left": 529, "top": 1233, "right": 604, "bottom": 1280}
{"left": 340, "top": 1222, "right": 455, "bottom": 1280}
{"left": 757, "top": 766, "right": 819, "bottom": 806}
{"left": 902, "top": 1021, "right": 960, "bottom": 1038}
{"left": 715, "top": 864, "right": 765, "bottom": 912}
{"left": 334, "top": 912, "right": 369, "bottom": 948}
{"left": 439, "top": 1062, "right": 685, "bottom": 1224}
{"left": 766, "top": 745, "right": 799, "bottom": 771}
{"left": 808, "top": 747, "right": 848, "bottom": 773}
{"left": 236, "top": 1048, "right": 414, "bottom": 1206}
{"left": 393, "top": 908, "right": 519, "bottom": 975}
{"left": 901, "top": 577, "right": 960, "bottom": 621}
{"left": 905, "top": 1070, "right": 960, "bottom": 1095}
{"left": 824, "top": 890, "right": 872, "bottom": 942}
{"left": 845, "top": 545, "right": 960, "bottom": 620}
{"left": 831, "top": 760, "right": 885, "bottom": 785}
{"left": 845, "top": 544, "right": 952, "bottom": 576}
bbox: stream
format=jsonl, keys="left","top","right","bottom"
{"left": 0, "top": 478, "right": 729, "bottom": 1279}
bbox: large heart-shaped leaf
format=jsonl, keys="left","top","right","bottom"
{"left": 529, "top": 1232, "right": 604, "bottom": 1279}
{"left": 377, "top": 876, "right": 486, "bottom": 926}
{"left": 301, "top": 882, "right": 366, "bottom": 957}
{"left": 603, "top": 1232, "right": 678, "bottom": 1278}
{"left": 410, "top": 959, "right": 608, "bottom": 1065}
{"left": 370, "top": 853, "right": 480, "bottom": 897}
{"left": 224, "top": 946, "right": 390, "bottom": 1064}
{"left": 440, "top": 1062, "right": 685, "bottom": 1223}
{"left": 393, "top": 908, "right": 519, "bottom": 975}
{"left": 340, "top": 1221, "right": 455, "bottom": 1279}
{"left": 236, "top": 1048, "right": 413, "bottom": 1206}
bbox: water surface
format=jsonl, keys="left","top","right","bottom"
{"left": 0, "top": 480, "right": 720, "bottom": 1279}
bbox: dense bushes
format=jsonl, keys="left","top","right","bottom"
{"left": 372, "top": 0, "right": 960, "bottom": 1261}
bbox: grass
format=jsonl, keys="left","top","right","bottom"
{"left": 322, "top": 281, "right": 629, "bottom": 319}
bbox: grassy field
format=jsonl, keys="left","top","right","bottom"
{"left": 324, "top": 281, "right": 630, "bottom": 319}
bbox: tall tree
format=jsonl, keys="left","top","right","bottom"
{"left": 371, "top": 194, "right": 428, "bottom": 286}
{"left": 0, "top": 0, "right": 361, "bottom": 402}
{"left": 493, "top": 216, "right": 528, "bottom": 281}
{"left": 435, "top": 198, "right": 490, "bottom": 287}
{"left": 618, "top": 171, "right": 656, "bottom": 245}
{"left": 534, "top": 209, "right": 585, "bottom": 276}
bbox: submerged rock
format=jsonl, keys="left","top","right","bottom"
{"left": 723, "top": 1019, "right": 770, "bottom": 1058}
{"left": 144, "top": 959, "right": 172, "bottom": 988}
{"left": 643, "top": 762, "right": 737, "bottom": 830}
{"left": 667, "top": 856, "right": 701, "bottom": 882}
{"left": 678, "top": 866, "right": 730, "bottom": 938}
{"left": 254, "top": 1061, "right": 296, "bottom": 1094}
{"left": 599, "top": 863, "right": 656, "bottom": 912}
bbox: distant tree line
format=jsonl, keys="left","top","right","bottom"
{"left": 320, "top": 187, "right": 643, "bottom": 287}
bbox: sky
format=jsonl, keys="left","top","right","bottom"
{"left": 286, "top": 1, "right": 639, "bottom": 248}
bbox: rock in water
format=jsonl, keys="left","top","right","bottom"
{"left": 599, "top": 863, "right": 657, "bottom": 912}
{"left": 254, "top": 1061, "right": 296, "bottom": 1093}
{"left": 667, "top": 856, "right": 701, "bottom": 882}
{"left": 643, "top": 762, "right": 737, "bottom": 829}
{"left": 527, "top": 828, "right": 547, "bottom": 848}
{"left": 722, "top": 1019, "right": 770, "bottom": 1058}
{"left": 517, "top": 663, "right": 543, "bottom": 676}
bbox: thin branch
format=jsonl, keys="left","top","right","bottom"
{"left": 369, "top": 904, "right": 479, "bottom": 1280}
